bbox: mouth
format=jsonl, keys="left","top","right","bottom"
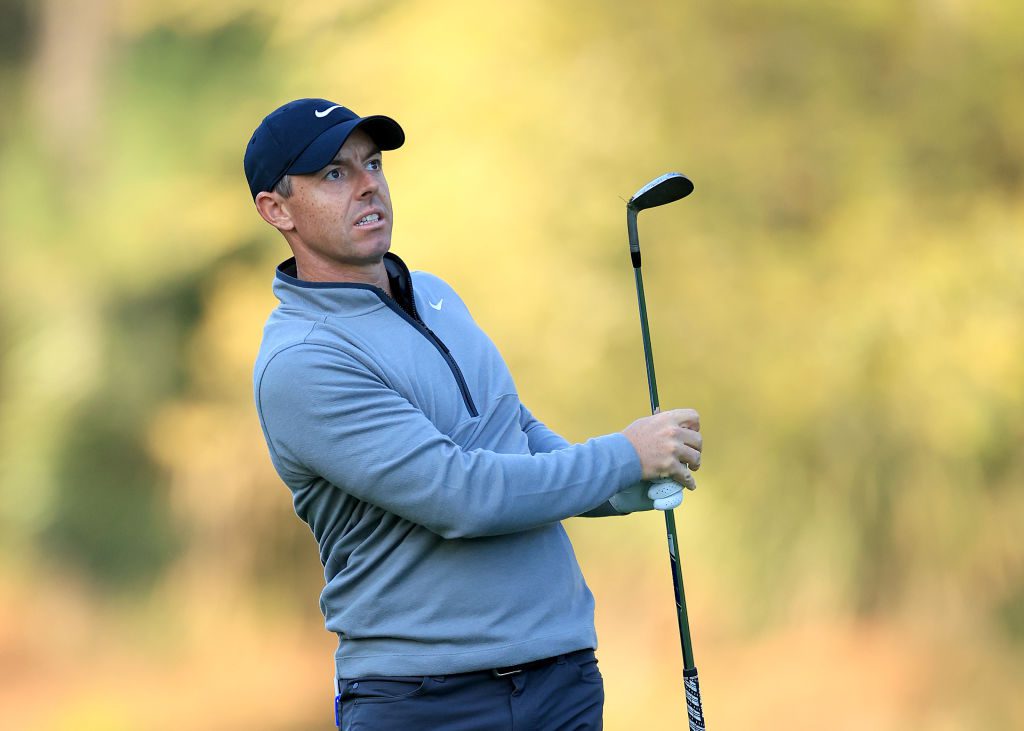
{"left": 354, "top": 212, "right": 383, "bottom": 227}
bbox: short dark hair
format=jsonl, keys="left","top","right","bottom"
{"left": 273, "top": 174, "right": 293, "bottom": 198}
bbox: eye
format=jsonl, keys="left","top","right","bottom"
{"left": 325, "top": 168, "right": 342, "bottom": 180}
{"left": 367, "top": 158, "right": 382, "bottom": 171}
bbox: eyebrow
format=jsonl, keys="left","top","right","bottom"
{"left": 327, "top": 147, "right": 382, "bottom": 167}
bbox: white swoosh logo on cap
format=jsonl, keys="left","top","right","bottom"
{"left": 314, "top": 105, "right": 343, "bottom": 118}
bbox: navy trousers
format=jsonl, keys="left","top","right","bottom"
{"left": 335, "top": 649, "right": 604, "bottom": 730}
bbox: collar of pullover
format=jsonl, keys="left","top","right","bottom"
{"left": 274, "top": 252, "right": 418, "bottom": 319}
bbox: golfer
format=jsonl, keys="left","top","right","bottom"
{"left": 245, "top": 98, "right": 703, "bottom": 730}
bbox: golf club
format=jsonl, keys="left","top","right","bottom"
{"left": 626, "top": 172, "right": 706, "bottom": 731}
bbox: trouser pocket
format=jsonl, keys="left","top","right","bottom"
{"left": 343, "top": 676, "right": 431, "bottom": 703}
{"left": 337, "top": 676, "right": 438, "bottom": 729}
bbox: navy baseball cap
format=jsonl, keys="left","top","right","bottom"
{"left": 244, "top": 98, "right": 405, "bottom": 199}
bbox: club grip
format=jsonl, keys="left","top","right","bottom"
{"left": 683, "top": 667, "right": 706, "bottom": 731}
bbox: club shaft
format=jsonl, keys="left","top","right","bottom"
{"left": 664, "top": 507, "right": 696, "bottom": 670}
{"left": 632, "top": 266, "right": 696, "bottom": 670}
{"left": 632, "top": 267, "right": 660, "bottom": 413}
{"left": 627, "top": 181, "right": 706, "bottom": 728}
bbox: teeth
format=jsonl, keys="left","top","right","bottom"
{"left": 356, "top": 213, "right": 380, "bottom": 226}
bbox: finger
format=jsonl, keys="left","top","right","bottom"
{"left": 675, "top": 445, "right": 701, "bottom": 471}
{"left": 665, "top": 408, "right": 700, "bottom": 431}
{"left": 663, "top": 461, "right": 693, "bottom": 487}
{"left": 678, "top": 427, "right": 702, "bottom": 451}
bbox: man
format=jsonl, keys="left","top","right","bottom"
{"left": 245, "top": 98, "right": 702, "bottom": 730}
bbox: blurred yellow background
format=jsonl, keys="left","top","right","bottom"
{"left": 1, "top": 0, "right": 1022, "bottom": 729}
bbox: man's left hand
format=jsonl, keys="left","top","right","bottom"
{"left": 609, "top": 468, "right": 695, "bottom": 513}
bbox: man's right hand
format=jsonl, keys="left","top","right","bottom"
{"left": 622, "top": 409, "right": 702, "bottom": 488}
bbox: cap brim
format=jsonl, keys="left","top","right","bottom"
{"left": 287, "top": 115, "right": 405, "bottom": 176}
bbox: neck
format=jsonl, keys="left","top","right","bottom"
{"left": 294, "top": 255, "right": 392, "bottom": 296}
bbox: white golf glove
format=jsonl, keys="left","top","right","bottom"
{"left": 646, "top": 479, "right": 684, "bottom": 510}
{"left": 608, "top": 469, "right": 695, "bottom": 513}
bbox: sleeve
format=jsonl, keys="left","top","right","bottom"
{"left": 518, "top": 404, "right": 571, "bottom": 454}
{"left": 257, "top": 344, "right": 643, "bottom": 539}
{"left": 517, "top": 404, "right": 636, "bottom": 518}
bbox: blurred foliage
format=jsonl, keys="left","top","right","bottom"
{"left": 1, "top": 0, "right": 1022, "bottom": 728}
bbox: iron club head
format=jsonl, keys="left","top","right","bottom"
{"left": 628, "top": 172, "right": 694, "bottom": 211}
{"left": 626, "top": 172, "right": 694, "bottom": 268}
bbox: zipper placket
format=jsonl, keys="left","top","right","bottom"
{"left": 415, "top": 319, "right": 479, "bottom": 418}
{"left": 376, "top": 270, "right": 479, "bottom": 418}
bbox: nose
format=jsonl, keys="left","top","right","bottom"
{"left": 356, "top": 168, "right": 379, "bottom": 199}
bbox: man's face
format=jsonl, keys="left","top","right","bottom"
{"left": 281, "top": 128, "right": 393, "bottom": 269}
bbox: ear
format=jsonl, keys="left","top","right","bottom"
{"left": 255, "top": 191, "right": 296, "bottom": 232}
